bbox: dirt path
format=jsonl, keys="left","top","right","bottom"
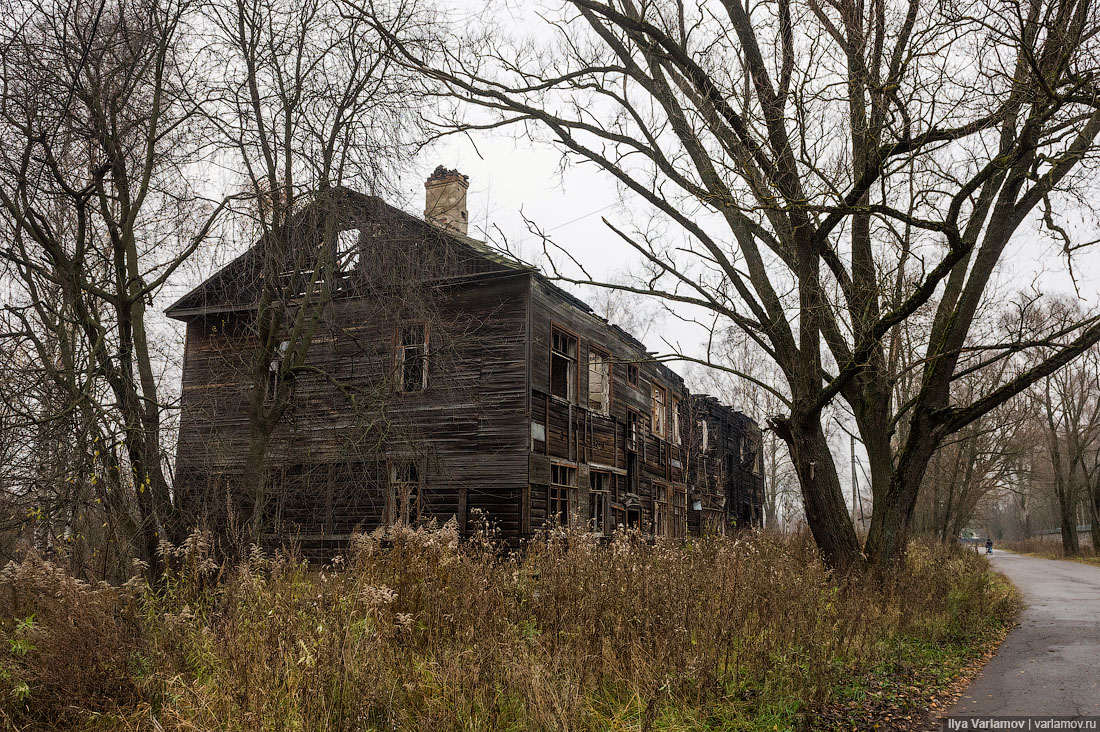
{"left": 945, "top": 551, "right": 1100, "bottom": 716}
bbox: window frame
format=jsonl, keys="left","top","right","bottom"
{"left": 651, "top": 381, "right": 668, "bottom": 439}
{"left": 336, "top": 227, "right": 361, "bottom": 273}
{"left": 586, "top": 344, "right": 612, "bottom": 415}
{"left": 653, "top": 482, "right": 670, "bottom": 537}
{"left": 672, "top": 485, "right": 687, "bottom": 538}
{"left": 549, "top": 323, "right": 580, "bottom": 403}
{"left": 549, "top": 462, "right": 577, "bottom": 526}
{"left": 589, "top": 470, "right": 611, "bottom": 533}
{"left": 671, "top": 394, "right": 682, "bottom": 445}
{"left": 388, "top": 459, "right": 423, "bottom": 526}
{"left": 394, "top": 322, "right": 429, "bottom": 394}
{"left": 264, "top": 339, "right": 290, "bottom": 403}
{"left": 626, "top": 362, "right": 640, "bottom": 387}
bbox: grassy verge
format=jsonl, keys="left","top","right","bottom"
{"left": 0, "top": 527, "right": 1019, "bottom": 731}
{"left": 997, "top": 538, "right": 1100, "bottom": 567}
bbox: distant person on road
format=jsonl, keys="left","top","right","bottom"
{"left": 985, "top": 538, "right": 993, "bottom": 555}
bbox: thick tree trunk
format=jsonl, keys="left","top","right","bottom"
{"left": 864, "top": 419, "right": 940, "bottom": 569}
{"left": 777, "top": 417, "right": 861, "bottom": 568}
{"left": 1056, "top": 482, "right": 1080, "bottom": 556}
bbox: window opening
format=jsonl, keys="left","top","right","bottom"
{"left": 671, "top": 395, "right": 681, "bottom": 445}
{"left": 550, "top": 327, "right": 577, "bottom": 401}
{"left": 396, "top": 323, "right": 428, "bottom": 392}
{"left": 549, "top": 463, "right": 576, "bottom": 525}
{"left": 336, "top": 228, "right": 360, "bottom": 272}
{"left": 651, "top": 382, "right": 667, "bottom": 438}
{"left": 589, "top": 470, "right": 610, "bottom": 532}
{"left": 587, "top": 348, "right": 611, "bottom": 415}
{"left": 265, "top": 340, "right": 290, "bottom": 403}
{"left": 390, "top": 461, "right": 421, "bottom": 525}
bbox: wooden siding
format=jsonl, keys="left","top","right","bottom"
{"left": 170, "top": 191, "right": 764, "bottom": 556}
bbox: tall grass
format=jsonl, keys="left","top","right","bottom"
{"left": 998, "top": 537, "right": 1100, "bottom": 565}
{"left": 0, "top": 524, "right": 1017, "bottom": 731}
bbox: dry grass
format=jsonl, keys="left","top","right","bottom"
{"left": 0, "top": 525, "right": 1018, "bottom": 731}
{"left": 997, "top": 537, "right": 1100, "bottom": 567}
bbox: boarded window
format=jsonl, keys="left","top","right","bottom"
{"left": 698, "top": 420, "right": 709, "bottom": 452}
{"left": 587, "top": 348, "right": 611, "bottom": 415}
{"left": 550, "top": 327, "right": 577, "bottom": 401}
{"left": 389, "top": 461, "right": 421, "bottom": 525}
{"left": 549, "top": 463, "right": 576, "bottom": 525}
{"left": 651, "top": 382, "right": 667, "bottom": 438}
{"left": 396, "top": 323, "right": 428, "bottom": 392}
{"left": 589, "top": 470, "right": 610, "bottom": 533}
{"left": 336, "top": 228, "right": 360, "bottom": 272}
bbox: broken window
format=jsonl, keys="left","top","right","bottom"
{"left": 336, "top": 228, "right": 360, "bottom": 273}
{"left": 654, "top": 483, "right": 669, "bottom": 536}
{"left": 651, "top": 382, "right": 667, "bottom": 438}
{"left": 589, "top": 470, "right": 610, "bottom": 533}
{"left": 265, "top": 340, "right": 290, "bottom": 403}
{"left": 698, "top": 420, "right": 710, "bottom": 452}
{"left": 627, "top": 363, "right": 639, "bottom": 387}
{"left": 628, "top": 410, "right": 645, "bottom": 450}
{"left": 672, "top": 487, "right": 687, "bottom": 538}
{"left": 396, "top": 323, "right": 428, "bottom": 393}
{"left": 587, "top": 347, "right": 611, "bottom": 415}
{"left": 389, "top": 461, "right": 421, "bottom": 525}
{"left": 549, "top": 463, "right": 576, "bottom": 526}
{"left": 550, "top": 327, "right": 577, "bottom": 401}
{"left": 671, "top": 395, "right": 681, "bottom": 445}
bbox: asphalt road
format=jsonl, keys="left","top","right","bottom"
{"left": 945, "top": 551, "right": 1100, "bottom": 716}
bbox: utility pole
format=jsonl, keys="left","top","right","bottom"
{"left": 850, "top": 435, "right": 858, "bottom": 522}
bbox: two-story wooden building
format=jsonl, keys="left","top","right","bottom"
{"left": 167, "top": 168, "right": 764, "bottom": 554}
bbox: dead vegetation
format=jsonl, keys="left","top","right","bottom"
{"left": 0, "top": 526, "right": 1017, "bottom": 731}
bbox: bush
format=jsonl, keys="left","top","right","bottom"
{"left": 0, "top": 526, "right": 1017, "bottom": 731}
{"left": 0, "top": 555, "right": 146, "bottom": 728}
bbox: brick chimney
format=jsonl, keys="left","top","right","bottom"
{"left": 424, "top": 165, "right": 469, "bottom": 236}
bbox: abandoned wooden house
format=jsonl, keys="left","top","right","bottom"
{"left": 167, "top": 167, "right": 764, "bottom": 555}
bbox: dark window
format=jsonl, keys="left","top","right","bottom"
{"left": 672, "top": 487, "right": 687, "bottom": 538}
{"left": 396, "top": 323, "right": 428, "bottom": 392}
{"left": 589, "top": 471, "right": 610, "bottom": 533}
{"left": 550, "top": 327, "right": 577, "bottom": 401}
{"left": 549, "top": 463, "right": 576, "bottom": 525}
{"left": 654, "top": 483, "right": 669, "bottom": 536}
{"left": 627, "top": 363, "right": 639, "bottom": 386}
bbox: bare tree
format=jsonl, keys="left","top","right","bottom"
{"left": 0, "top": 0, "right": 226, "bottom": 576}
{"left": 191, "top": 0, "right": 440, "bottom": 538}
{"left": 362, "top": 0, "right": 1100, "bottom": 567}
{"left": 1028, "top": 301, "right": 1100, "bottom": 554}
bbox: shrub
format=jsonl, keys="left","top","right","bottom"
{"left": 0, "top": 526, "right": 1017, "bottom": 731}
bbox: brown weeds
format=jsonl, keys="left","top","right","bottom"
{"left": 0, "top": 525, "right": 1016, "bottom": 731}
